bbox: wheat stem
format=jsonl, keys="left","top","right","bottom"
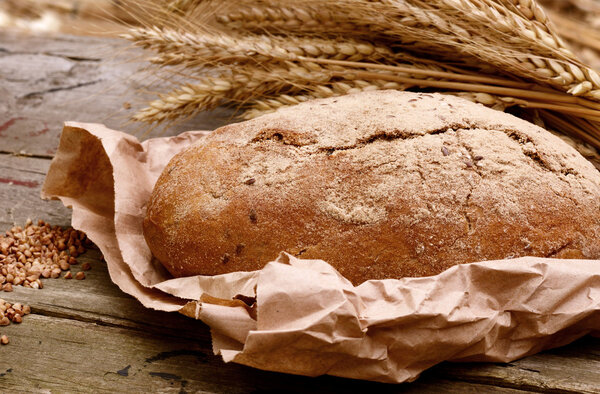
{"left": 540, "top": 111, "right": 600, "bottom": 148}
{"left": 301, "top": 57, "right": 534, "bottom": 88}
{"left": 337, "top": 69, "right": 600, "bottom": 110}
{"left": 124, "top": 0, "right": 600, "bottom": 152}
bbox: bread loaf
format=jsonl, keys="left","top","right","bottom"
{"left": 143, "top": 91, "right": 600, "bottom": 284}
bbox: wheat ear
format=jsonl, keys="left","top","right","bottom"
{"left": 219, "top": 1, "right": 600, "bottom": 99}
{"left": 123, "top": 27, "right": 400, "bottom": 70}
{"left": 215, "top": 2, "right": 365, "bottom": 37}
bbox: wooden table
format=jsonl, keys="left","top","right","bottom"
{"left": 1, "top": 30, "right": 600, "bottom": 393}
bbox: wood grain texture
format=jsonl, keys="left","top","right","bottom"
{"left": 0, "top": 153, "right": 71, "bottom": 229}
{"left": 433, "top": 339, "right": 600, "bottom": 393}
{"left": 1, "top": 31, "right": 600, "bottom": 392}
{"left": 0, "top": 314, "right": 533, "bottom": 394}
{"left": 0, "top": 30, "right": 233, "bottom": 157}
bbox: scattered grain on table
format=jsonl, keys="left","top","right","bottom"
{"left": 0, "top": 219, "right": 90, "bottom": 291}
{"left": 0, "top": 219, "right": 95, "bottom": 345}
{"left": 0, "top": 298, "right": 30, "bottom": 345}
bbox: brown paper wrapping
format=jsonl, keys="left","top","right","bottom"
{"left": 41, "top": 122, "right": 600, "bottom": 383}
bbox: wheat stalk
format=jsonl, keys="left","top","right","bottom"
{"left": 132, "top": 78, "right": 231, "bottom": 123}
{"left": 123, "top": 0, "right": 600, "bottom": 153}
{"left": 443, "top": 91, "right": 516, "bottom": 111}
{"left": 133, "top": 60, "right": 338, "bottom": 123}
{"left": 136, "top": 56, "right": 538, "bottom": 124}
{"left": 123, "top": 26, "right": 401, "bottom": 70}
{"left": 134, "top": 51, "right": 495, "bottom": 123}
{"left": 241, "top": 78, "right": 408, "bottom": 119}
{"left": 501, "top": 0, "right": 552, "bottom": 24}
{"left": 214, "top": 1, "right": 600, "bottom": 98}
{"left": 375, "top": 0, "right": 600, "bottom": 97}
{"left": 128, "top": 25, "right": 600, "bottom": 124}
{"left": 215, "top": 2, "right": 364, "bottom": 36}
{"left": 166, "top": 0, "right": 198, "bottom": 14}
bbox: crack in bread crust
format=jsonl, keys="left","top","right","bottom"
{"left": 249, "top": 119, "right": 586, "bottom": 189}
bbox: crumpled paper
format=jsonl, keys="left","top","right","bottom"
{"left": 41, "top": 122, "right": 600, "bottom": 383}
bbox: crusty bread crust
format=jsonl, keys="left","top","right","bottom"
{"left": 143, "top": 91, "right": 600, "bottom": 284}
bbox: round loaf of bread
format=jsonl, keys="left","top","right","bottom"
{"left": 143, "top": 91, "right": 600, "bottom": 284}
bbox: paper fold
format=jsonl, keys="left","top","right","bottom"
{"left": 42, "top": 122, "right": 600, "bottom": 383}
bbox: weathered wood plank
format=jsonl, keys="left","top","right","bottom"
{"left": 431, "top": 338, "right": 600, "bottom": 393}
{"left": 0, "top": 314, "right": 530, "bottom": 393}
{"left": 0, "top": 31, "right": 233, "bottom": 157}
{"left": 0, "top": 153, "right": 71, "bottom": 229}
{"left": 1, "top": 248, "right": 213, "bottom": 341}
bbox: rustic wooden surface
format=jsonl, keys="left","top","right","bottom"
{"left": 1, "top": 30, "right": 600, "bottom": 393}
{"left": 0, "top": 30, "right": 233, "bottom": 158}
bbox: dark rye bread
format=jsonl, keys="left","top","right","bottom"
{"left": 143, "top": 90, "right": 600, "bottom": 284}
